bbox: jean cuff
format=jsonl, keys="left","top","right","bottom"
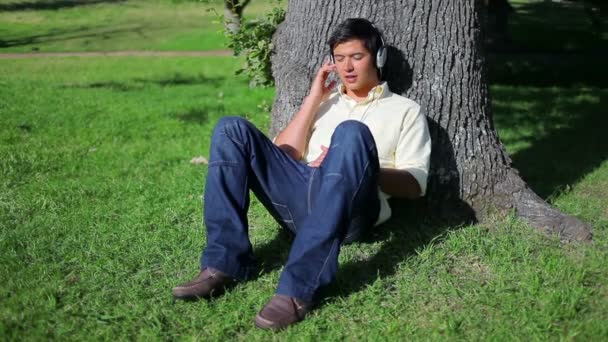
{"left": 200, "top": 259, "right": 253, "bottom": 281}
{"left": 275, "top": 280, "right": 316, "bottom": 302}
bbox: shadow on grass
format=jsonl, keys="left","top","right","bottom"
{"left": 323, "top": 200, "right": 471, "bottom": 302}
{"left": 61, "top": 74, "right": 226, "bottom": 92}
{"left": 485, "top": 0, "right": 606, "bottom": 87}
{"left": 493, "top": 86, "right": 608, "bottom": 199}
{"left": 322, "top": 117, "right": 477, "bottom": 300}
{"left": 491, "top": 0, "right": 607, "bottom": 53}
{"left": 251, "top": 199, "right": 472, "bottom": 302}
{"left": 172, "top": 107, "right": 220, "bottom": 125}
{"left": 134, "top": 75, "right": 225, "bottom": 88}
{"left": 253, "top": 228, "right": 293, "bottom": 275}
{"left": 0, "top": 25, "right": 149, "bottom": 49}
{"left": 0, "top": 0, "right": 125, "bottom": 12}
{"left": 487, "top": 53, "right": 607, "bottom": 87}
{"left": 487, "top": 0, "right": 607, "bottom": 199}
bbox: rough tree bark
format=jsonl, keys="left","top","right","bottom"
{"left": 269, "top": 0, "right": 592, "bottom": 241}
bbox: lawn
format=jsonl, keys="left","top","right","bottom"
{"left": 1, "top": 56, "right": 607, "bottom": 340}
{"left": 1, "top": 0, "right": 608, "bottom": 340}
{"left": 0, "top": 0, "right": 281, "bottom": 52}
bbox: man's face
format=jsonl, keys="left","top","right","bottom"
{"left": 332, "top": 39, "right": 379, "bottom": 95}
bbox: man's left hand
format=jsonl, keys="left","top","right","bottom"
{"left": 308, "top": 145, "right": 329, "bottom": 167}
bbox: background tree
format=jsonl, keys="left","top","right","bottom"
{"left": 269, "top": 0, "right": 592, "bottom": 241}
{"left": 224, "top": 0, "right": 251, "bottom": 34}
{"left": 191, "top": 0, "right": 253, "bottom": 34}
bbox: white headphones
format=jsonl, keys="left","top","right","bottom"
{"left": 376, "top": 36, "right": 387, "bottom": 69}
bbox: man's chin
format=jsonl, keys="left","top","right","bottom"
{"left": 342, "top": 83, "right": 362, "bottom": 93}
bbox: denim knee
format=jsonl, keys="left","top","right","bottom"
{"left": 212, "top": 116, "right": 253, "bottom": 145}
{"left": 214, "top": 116, "right": 250, "bottom": 134}
{"left": 331, "top": 120, "right": 375, "bottom": 151}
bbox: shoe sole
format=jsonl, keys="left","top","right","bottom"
{"left": 172, "top": 284, "right": 229, "bottom": 301}
{"left": 254, "top": 313, "right": 305, "bottom": 330}
{"left": 254, "top": 313, "right": 282, "bottom": 330}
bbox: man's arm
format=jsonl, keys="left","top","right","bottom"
{"left": 274, "top": 62, "right": 336, "bottom": 160}
{"left": 388, "top": 104, "right": 432, "bottom": 199}
{"left": 378, "top": 168, "right": 422, "bottom": 199}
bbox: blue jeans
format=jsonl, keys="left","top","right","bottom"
{"left": 200, "top": 116, "right": 380, "bottom": 301}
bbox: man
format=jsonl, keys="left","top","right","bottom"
{"left": 172, "top": 18, "right": 431, "bottom": 330}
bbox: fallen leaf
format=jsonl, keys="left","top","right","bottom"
{"left": 190, "top": 156, "right": 208, "bottom": 165}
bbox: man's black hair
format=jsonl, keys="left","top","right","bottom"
{"left": 327, "top": 18, "right": 384, "bottom": 68}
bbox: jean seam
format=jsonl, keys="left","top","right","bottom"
{"left": 313, "top": 238, "right": 339, "bottom": 293}
{"left": 208, "top": 160, "right": 238, "bottom": 166}
{"left": 241, "top": 171, "right": 248, "bottom": 210}
{"left": 218, "top": 129, "right": 250, "bottom": 207}
{"left": 325, "top": 173, "right": 342, "bottom": 177}
{"left": 348, "top": 160, "right": 371, "bottom": 215}
{"left": 272, "top": 201, "right": 297, "bottom": 232}
{"left": 306, "top": 167, "right": 317, "bottom": 215}
{"left": 220, "top": 131, "right": 246, "bottom": 148}
{"left": 347, "top": 141, "right": 377, "bottom": 211}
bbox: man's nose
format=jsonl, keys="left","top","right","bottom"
{"left": 344, "top": 58, "right": 354, "bottom": 71}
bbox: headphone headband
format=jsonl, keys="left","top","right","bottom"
{"left": 328, "top": 21, "right": 387, "bottom": 73}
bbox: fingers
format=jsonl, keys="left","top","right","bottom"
{"left": 323, "top": 58, "right": 335, "bottom": 67}
{"left": 318, "top": 61, "right": 336, "bottom": 77}
{"left": 325, "top": 80, "right": 337, "bottom": 92}
{"left": 308, "top": 145, "right": 330, "bottom": 168}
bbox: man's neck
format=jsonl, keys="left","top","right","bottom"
{"left": 344, "top": 81, "right": 380, "bottom": 103}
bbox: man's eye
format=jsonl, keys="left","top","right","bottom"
{"left": 353, "top": 55, "right": 363, "bottom": 60}
{"left": 335, "top": 57, "right": 345, "bottom": 62}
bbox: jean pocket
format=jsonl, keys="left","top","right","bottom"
{"left": 271, "top": 202, "right": 297, "bottom": 233}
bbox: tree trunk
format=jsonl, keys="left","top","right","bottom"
{"left": 269, "top": 0, "right": 591, "bottom": 241}
{"left": 224, "top": 0, "right": 251, "bottom": 34}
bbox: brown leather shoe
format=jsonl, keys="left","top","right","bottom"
{"left": 254, "top": 294, "right": 312, "bottom": 330}
{"left": 172, "top": 267, "right": 234, "bottom": 300}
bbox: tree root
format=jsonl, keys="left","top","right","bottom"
{"left": 514, "top": 186, "right": 592, "bottom": 242}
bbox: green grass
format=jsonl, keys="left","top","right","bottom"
{"left": 1, "top": 56, "right": 607, "bottom": 340}
{"left": 0, "top": 0, "right": 280, "bottom": 52}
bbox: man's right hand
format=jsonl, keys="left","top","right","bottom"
{"left": 274, "top": 61, "right": 337, "bottom": 161}
{"left": 307, "top": 61, "right": 337, "bottom": 105}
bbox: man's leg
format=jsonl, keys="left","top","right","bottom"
{"left": 255, "top": 120, "right": 380, "bottom": 329}
{"left": 174, "top": 116, "right": 312, "bottom": 300}
{"left": 200, "top": 116, "right": 311, "bottom": 280}
{"left": 275, "top": 120, "right": 380, "bottom": 302}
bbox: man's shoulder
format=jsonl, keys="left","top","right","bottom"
{"left": 382, "top": 90, "right": 421, "bottom": 114}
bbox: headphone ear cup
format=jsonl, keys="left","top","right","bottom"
{"left": 330, "top": 54, "right": 335, "bottom": 64}
{"left": 376, "top": 46, "right": 387, "bottom": 69}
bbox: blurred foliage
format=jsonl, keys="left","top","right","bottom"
{"left": 179, "top": 0, "right": 285, "bottom": 87}
{"left": 227, "top": 1, "right": 284, "bottom": 87}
